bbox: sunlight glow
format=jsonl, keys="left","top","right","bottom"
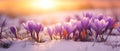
{"left": 31, "top": 0, "right": 55, "bottom": 10}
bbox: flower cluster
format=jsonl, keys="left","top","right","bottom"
{"left": 45, "top": 13, "right": 115, "bottom": 42}
{"left": 8, "top": 13, "right": 117, "bottom": 42}
{"left": 23, "top": 21, "right": 44, "bottom": 42}
{"left": 0, "top": 12, "right": 119, "bottom": 49}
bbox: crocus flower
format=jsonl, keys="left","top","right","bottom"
{"left": 77, "top": 20, "right": 91, "bottom": 41}
{"left": 76, "top": 21, "right": 82, "bottom": 31}
{"left": 92, "top": 19, "right": 108, "bottom": 32}
{"left": 10, "top": 26, "right": 17, "bottom": 38}
{"left": 91, "top": 19, "right": 108, "bottom": 38}
{"left": 46, "top": 26, "right": 54, "bottom": 40}
{"left": 106, "top": 17, "right": 115, "bottom": 29}
{"left": 27, "top": 21, "right": 35, "bottom": 33}
{"left": 72, "top": 21, "right": 82, "bottom": 40}
{"left": 69, "top": 19, "right": 79, "bottom": 37}
{"left": 23, "top": 21, "right": 35, "bottom": 33}
{"left": 23, "top": 21, "right": 35, "bottom": 39}
{"left": 54, "top": 23, "right": 63, "bottom": 34}
{"left": 63, "top": 23, "right": 76, "bottom": 39}
{"left": 34, "top": 23, "right": 44, "bottom": 39}
{"left": 83, "top": 12, "right": 92, "bottom": 19}
{"left": 76, "top": 21, "right": 82, "bottom": 36}
{"left": 97, "top": 15, "right": 104, "bottom": 20}
{"left": 54, "top": 23, "right": 63, "bottom": 39}
{"left": 23, "top": 21, "right": 45, "bottom": 42}
{"left": 81, "top": 17, "right": 91, "bottom": 29}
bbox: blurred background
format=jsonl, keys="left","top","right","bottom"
{"left": 0, "top": 0, "right": 120, "bottom": 25}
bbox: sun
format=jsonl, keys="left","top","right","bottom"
{"left": 40, "top": 0, "right": 54, "bottom": 9}
{"left": 31, "top": 0, "right": 55, "bottom": 10}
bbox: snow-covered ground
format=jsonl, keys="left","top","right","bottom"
{"left": 0, "top": 36, "right": 120, "bottom": 51}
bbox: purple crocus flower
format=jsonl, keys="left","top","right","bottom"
{"left": 91, "top": 19, "right": 108, "bottom": 38}
{"left": 92, "top": 19, "right": 108, "bottom": 32}
{"left": 63, "top": 23, "right": 76, "bottom": 39}
{"left": 54, "top": 23, "right": 63, "bottom": 39}
{"left": 46, "top": 26, "right": 54, "bottom": 40}
{"left": 27, "top": 21, "right": 35, "bottom": 33}
{"left": 10, "top": 26, "right": 17, "bottom": 38}
{"left": 23, "top": 21, "right": 35, "bottom": 33}
{"left": 81, "top": 17, "right": 91, "bottom": 29}
{"left": 34, "top": 23, "right": 43, "bottom": 34}
{"left": 64, "top": 23, "right": 72, "bottom": 34}
{"left": 69, "top": 20, "right": 79, "bottom": 37}
{"left": 54, "top": 23, "right": 63, "bottom": 34}
{"left": 106, "top": 17, "right": 115, "bottom": 28}
{"left": 83, "top": 12, "right": 92, "bottom": 19}
{"left": 71, "top": 21, "right": 82, "bottom": 40}
{"left": 97, "top": 15, "right": 104, "bottom": 20}
{"left": 23, "top": 21, "right": 35, "bottom": 39}
{"left": 76, "top": 21, "right": 82, "bottom": 32}
{"left": 34, "top": 23, "right": 44, "bottom": 39}
{"left": 23, "top": 21, "right": 44, "bottom": 42}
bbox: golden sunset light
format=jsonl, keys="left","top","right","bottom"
{"left": 0, "top": 0, "right": 119, "bottom": 15}
{"left": 30, "top": 0, "right": 55, "bottom": 10}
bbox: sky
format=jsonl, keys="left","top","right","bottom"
{"left": 0, "top": 0, "right": 119, "bottom": 15}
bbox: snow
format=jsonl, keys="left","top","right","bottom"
{"left": 0, "top": 36, "right": 120, "bottom": 51}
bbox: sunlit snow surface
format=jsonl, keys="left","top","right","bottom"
{"left": 1, "top": 36, "right": 120, "bottom": 51}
